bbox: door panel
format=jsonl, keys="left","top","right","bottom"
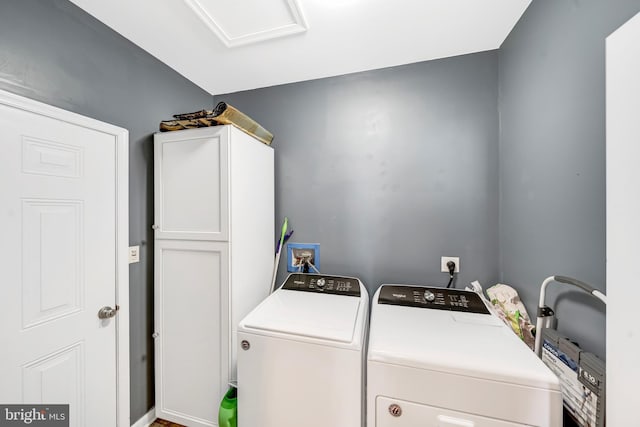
{"left": 21, "top": 199, "right": 83, "bottom": 328}
{"left": 22, "top": 343, "right": 84, "bottom": 425}
{"left": 0, "top": 100, "right": 118, "bottom": 427}
{"left": 21, "top": 136, "right": 83, "bottom": 178}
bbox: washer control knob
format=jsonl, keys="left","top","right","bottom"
{"left": 317, "top": 278, "right": 326, "bottom": 288}
{"left": 389, "top": 404, "right": 402, "bottom": 417}
{"left": 424, "top": 290, "right": 435, "bottom": 302}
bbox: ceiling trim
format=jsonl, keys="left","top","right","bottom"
{"left": 182, "top": 0, "right": 309, "bottom": 48}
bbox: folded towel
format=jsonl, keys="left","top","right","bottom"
{"left": 211, "top": 102, "right": 273, "bottom": 146}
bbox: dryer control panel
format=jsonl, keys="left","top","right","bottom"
{"left": 282, "top": 274, "right": 361, "bottom": 297}
{"left": 378, "top": 285, "right": 490, "bottom": 314}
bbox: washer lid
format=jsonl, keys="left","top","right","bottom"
{"left": 368, "top": 285, "right": 560, "bottom": 390}
{"left": 241, "top": 288, "right": 363, "bottom": 345}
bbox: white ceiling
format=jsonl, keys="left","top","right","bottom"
{"left": 69, "top": 0, "right": 531, "bottom": 95}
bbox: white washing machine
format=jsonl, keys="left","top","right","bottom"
{"left": 237, "top": 273, "right": 369, "bottom": 427}
{"left": 368, "top": 284, "right": 563, "bottom": 427}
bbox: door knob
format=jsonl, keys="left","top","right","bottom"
{"left": 98, "top": 305, "right": 119, "bottom": 319}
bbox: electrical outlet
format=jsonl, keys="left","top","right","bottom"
{"left": 129, "top": 245, "right": 140, "bottom": 264}
{"left": 287, "top": 243, "right": 320, "bottom": 273}
{"left": 441, "top": 256, "right": 460, "bottom": 273}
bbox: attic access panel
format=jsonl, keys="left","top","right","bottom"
{"left": 183, "top": 0, "right": 308, "bottom": 47}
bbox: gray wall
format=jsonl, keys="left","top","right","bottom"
{"left": 499, "top": 0, "right": 640, "bottom": 358}
{"left": 215, "top": 51, "right": 500, "bottom": 295}
{"left": 0, "top": 0, "right": 212, "bottom": 421}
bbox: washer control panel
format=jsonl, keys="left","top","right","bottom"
{"left": 378, "top": 285, "right": 490, "bottom": 314}
{"left": 282, "top": 274, "right": 361, "bottom": 297}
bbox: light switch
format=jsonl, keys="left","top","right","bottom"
{"left": 129, "top": 245, "right": 140, "bottom": 263}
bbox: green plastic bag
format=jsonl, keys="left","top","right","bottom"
{"left": 218, "top": 387, "right": 237, "bottom": 427}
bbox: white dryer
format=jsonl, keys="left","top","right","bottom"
{"left": 237, "top": 273, "right": 369, "bottom": 427}
{"left": 367, "top": 284, "right": 562, "bottom": 427}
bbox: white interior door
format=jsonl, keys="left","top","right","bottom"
{"left": 0, "top": 92, "right": 129, "bottom": 426}
{"left": 606, "top": 11, "right": 640, "bottom": 426}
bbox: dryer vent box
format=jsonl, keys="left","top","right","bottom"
{"left": 287, "top": 243, "right": 320, "bottom": 273}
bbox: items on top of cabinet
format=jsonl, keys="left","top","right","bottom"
{"left": 159, "top": 101, "right": 274, "bottom": 146}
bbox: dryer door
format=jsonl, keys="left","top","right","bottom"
{"left": 376, "top": 397, "right": 528, "bottom": 427}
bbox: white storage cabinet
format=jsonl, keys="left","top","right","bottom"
{"left": 153, "top": 126, "right": 274, "bottom": 427}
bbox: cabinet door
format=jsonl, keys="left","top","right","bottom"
{"left": 154, "top": 127, "right": 229, "bottom": 241}
{"left": 154, "top": 240, "right": 230, "bottom": 427}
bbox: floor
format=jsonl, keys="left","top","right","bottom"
{"left": 150, "top": 419, "right": 186, "bottom": 427}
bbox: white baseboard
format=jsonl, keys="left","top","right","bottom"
{"left": 131, "top": 407, "right": 156, "bottom": 427}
